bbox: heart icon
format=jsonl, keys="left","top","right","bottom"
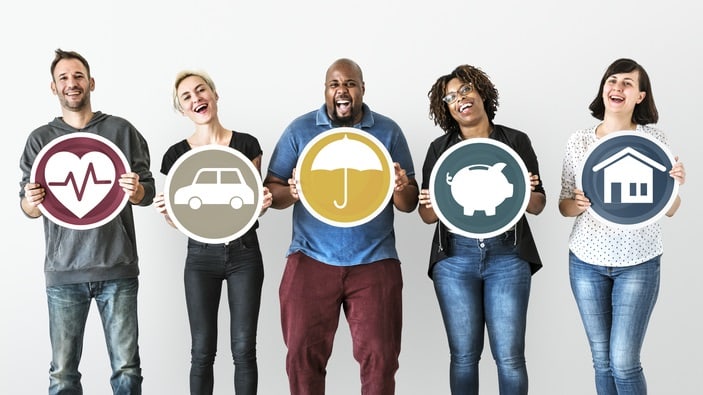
{"left": 44, "top": 151, "right": 116, "bottom": 218}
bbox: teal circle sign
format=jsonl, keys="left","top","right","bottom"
{"left": 430, "top": 138, "right": 530, "bottom": 238}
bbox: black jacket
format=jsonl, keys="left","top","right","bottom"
{"left": 421, "top": 124, "right": 544, "bottom": 278}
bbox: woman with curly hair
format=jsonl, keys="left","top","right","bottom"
{"left": 418, "top": 64, "right": 546, "bottom": 395}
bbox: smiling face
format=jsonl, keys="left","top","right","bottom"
{"left": 324, "top": 60, "right": 365, "bottom": 126}
{"left": 176, "top": 75, "right": 219, "bottom": 125}
{"left": 445, "top": 77, "right": 487, "bottom": 128}
{"left": 51, "top": 58, "right": 94, "bottom": 112}
{"left": 602, "top": 70, "right": 645, "bottom": 117}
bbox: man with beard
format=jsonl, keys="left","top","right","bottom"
{"left": 265, "top": 58, "right": 418, "bottom": 395}
{"left": 19, "top": 48, "right": 154, "bottom": 394}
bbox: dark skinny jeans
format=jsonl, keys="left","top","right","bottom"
{"left": 184, "top": 231, "right": 264, "bottom": 395}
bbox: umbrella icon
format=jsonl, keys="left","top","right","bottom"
{"left": 310, "top": 134, "right": 383, "bottom": 208}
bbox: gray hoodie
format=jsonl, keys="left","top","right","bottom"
{"left": 19, "top": 111, "right": 155, "bottom": 286}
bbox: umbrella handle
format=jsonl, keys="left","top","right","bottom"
{"left": 333, "top": 167, "right": 349, "bottom": 209}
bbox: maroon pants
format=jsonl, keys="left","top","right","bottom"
{"left": 279, "top": 252, "right": 403, "bottom": 395}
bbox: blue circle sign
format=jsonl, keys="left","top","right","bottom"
{"left": 577, "top": 131, "right": 678, "bottom": 228}
{"left": 430, "top": 138, "right": 530, "bottom": 238}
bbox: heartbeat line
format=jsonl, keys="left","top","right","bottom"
{"left": 48, "top": 162, "right": 113, "bottom": 201}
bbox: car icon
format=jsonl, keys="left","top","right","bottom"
{"left": 174, "top": 167, "right": 255, "bottom": 210}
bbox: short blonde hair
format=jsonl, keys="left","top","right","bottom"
{"left": 172, "top": 70, "right": 217, "bottom": 112}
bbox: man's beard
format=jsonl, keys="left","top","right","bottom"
{"left": 60, "top": 92, "right": 90, "bottom": 112}
{"left": 330, "top": 109, "right": 355, "bottom": 127}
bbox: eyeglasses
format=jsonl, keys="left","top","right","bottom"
{"left": 442, "top": 84, "right": 473, "bottom": 104}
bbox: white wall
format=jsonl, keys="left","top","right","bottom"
{"left": 3, "top": 1, "right": 701, "bottom": 394}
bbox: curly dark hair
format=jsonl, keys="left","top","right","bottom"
{"left": 588, "top": 58, "right": 658, "bottom": 124}
{"left": 427, "top": 64, "right": 499, "bottom": 135}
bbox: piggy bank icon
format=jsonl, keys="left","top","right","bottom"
{"left": 446, "top": 163, "right": 514, "bottom": 216}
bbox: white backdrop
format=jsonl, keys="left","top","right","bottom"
{"left": 3, "top": 1, "right": 701, "bottom": 394}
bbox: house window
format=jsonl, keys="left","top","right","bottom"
{"left": 641, "top": 183, "right": 647, "bottom": 195}
{"left": 630, "top": 183, "right": 637, "bottom": 196}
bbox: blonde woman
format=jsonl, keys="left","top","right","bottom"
{"left": 154, "top": 70, "right": 272, "bottom": 395}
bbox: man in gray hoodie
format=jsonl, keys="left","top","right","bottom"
{"left": 19, "top": 48, "right": 154, "bottom": 395}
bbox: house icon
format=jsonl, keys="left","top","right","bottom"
{"left": 592, "top": 147, "right": 667, "bottom": 204}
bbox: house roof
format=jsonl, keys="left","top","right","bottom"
{"left": 592, "top": 147, "right": 666, "bottom": 172}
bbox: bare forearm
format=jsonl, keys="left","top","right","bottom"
{"left": 418, "top": 203, "right": 438, "bottom": 224}
{"left": 393, "top": 181, "right": 418, "bottom": 212}
{"left": 559, "top": 198, "right": 585, "bottom": 217}
{"left": 264, "top": 174, "right": 297, "bottom": 210}
{"left": 526, "top": 191, "right": 546, "bottom": 215}
{"left": 269, "top": 184, "right": 296, "bottom": 209}
{"left": 666, "top": 195, "right": 681, "bottom": 217}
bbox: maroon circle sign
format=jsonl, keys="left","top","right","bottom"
{"left": 30, "top": 133, "right": 130, "bottom": 229}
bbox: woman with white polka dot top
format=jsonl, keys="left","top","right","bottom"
{"left": 559, "top": 58, "right": 686, "bottom": 395}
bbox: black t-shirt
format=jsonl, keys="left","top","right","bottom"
{"left": 160, "top": 131, "right": 262, "bottom": 175}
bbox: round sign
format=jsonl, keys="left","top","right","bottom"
{"left": 296, "top": 127, "right": 394, "bottom": 227}
{"left": 430, "top": 138, "right": 530, "bottom": 238}
{"left": 164, "top": 145, "right": 264, "bottom": 243}
{"left": 30, "top": 132, "right": 130, "bottom": 230}
{"left": 577, "top": 131, "right": 678, "bottom": 228}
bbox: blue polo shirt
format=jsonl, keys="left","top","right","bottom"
{"left": 267, "top": 104, "right": 415, "bottom": 266}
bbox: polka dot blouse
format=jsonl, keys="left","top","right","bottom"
{"left": 559, "top": 124, "right": 669, "bottom": 267}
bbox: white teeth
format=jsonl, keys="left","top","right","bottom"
{"left": 460, "top": 103, "right": 472, "bottom": 112}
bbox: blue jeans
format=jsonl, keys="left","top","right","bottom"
{"left": 569, "top": 252, "right": 660, "bottom": 395}
{"left": 185, "top": 232, "right": 264, "bottom": 395}
{"left": 47, "top": 278, "right": 142, "bottom": 395}
{"left": 432, "top": 232, "right": 531, "bottom": 395}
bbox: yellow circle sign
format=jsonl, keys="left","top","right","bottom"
{"left": 296, "top": 127, "right": 394, "bottom": 227}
